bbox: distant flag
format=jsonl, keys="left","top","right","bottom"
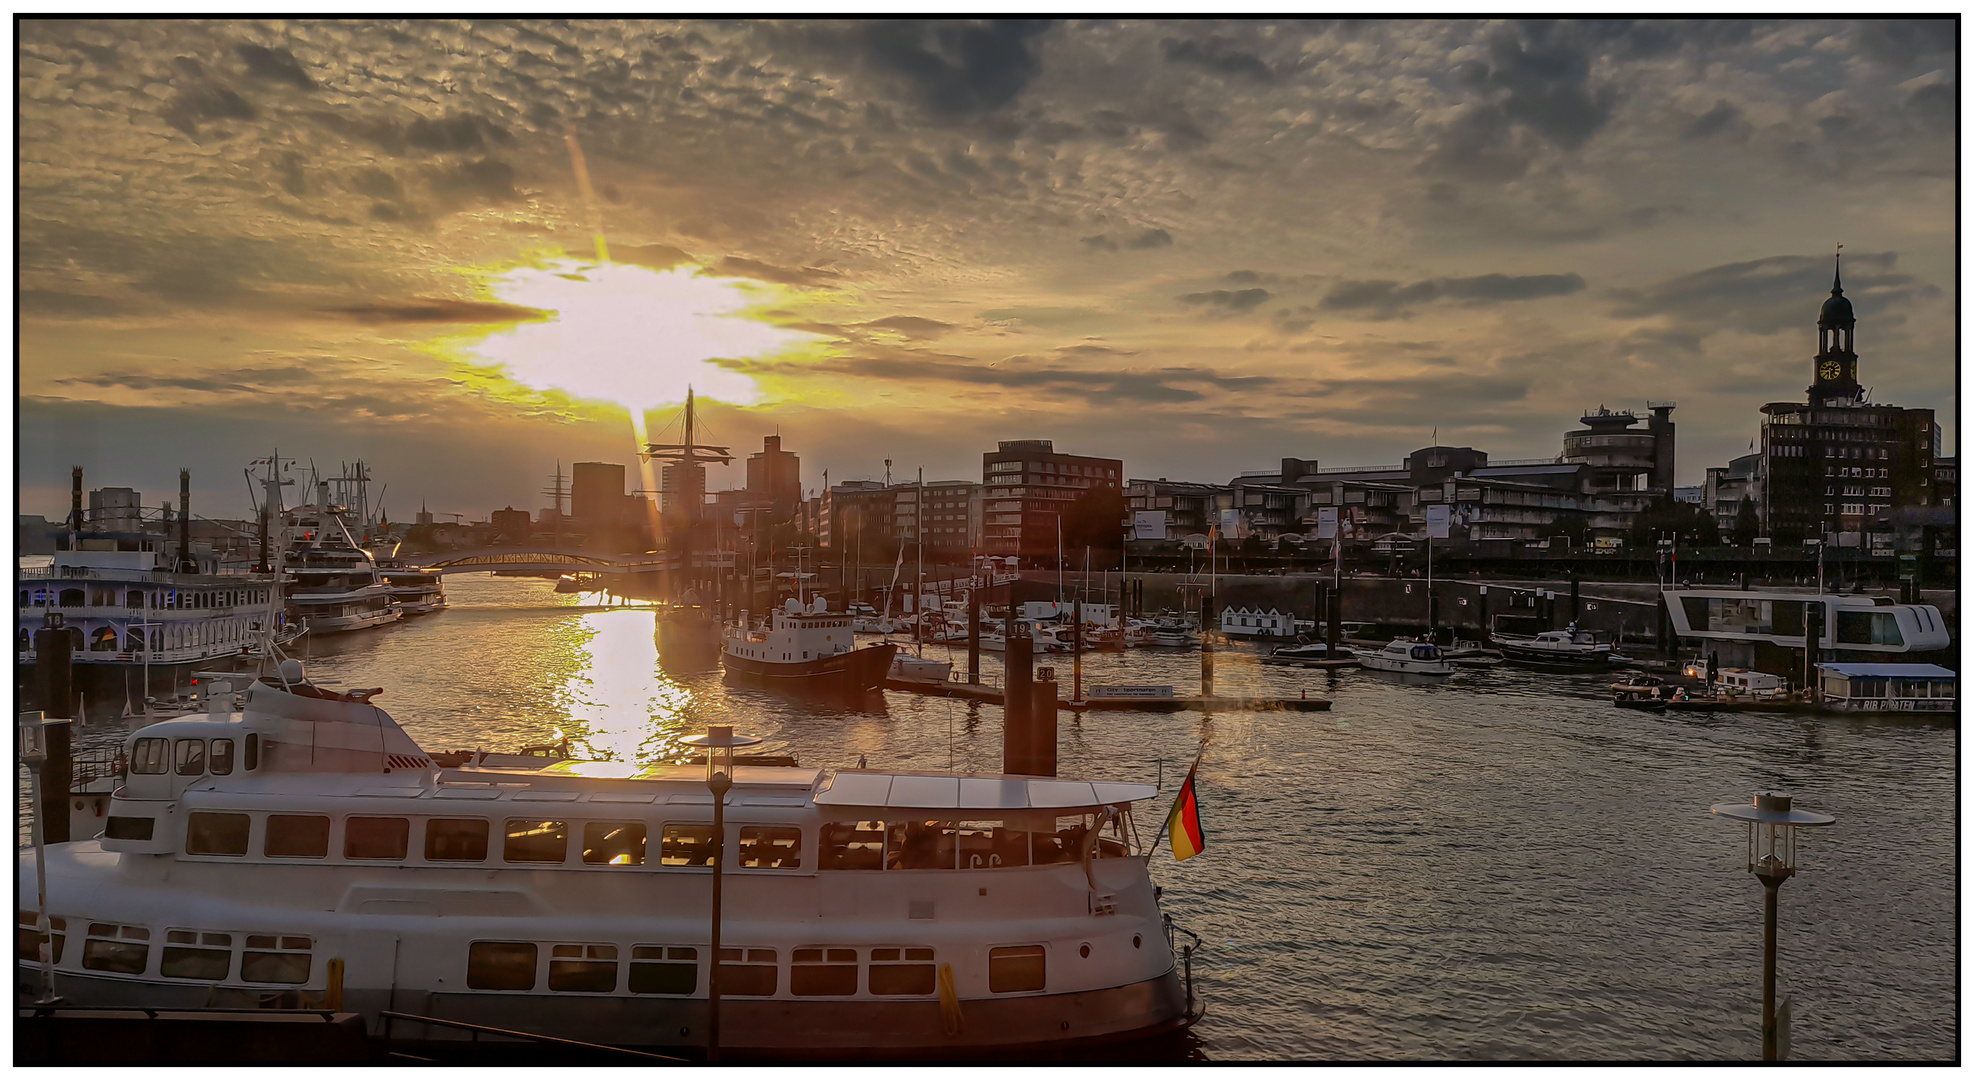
{"left": 1164, "top": 759, "right": 1206, "bottom": 862}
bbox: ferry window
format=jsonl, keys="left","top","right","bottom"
{"left": 868, "top": 947, "right": 936, "bottom": 995}
{"left": 105, "top": 816, "right": 154, "bottom": 840}
{"left": 16, "top": 914, "right": 66, "bottom": 966}
{"left": 504, "top": 819, "right": 569, "bottom": 863}
{"left": 426, "top": 818, "right": 490, "bottom": 861}
{"left": 988, "top": 945, "right": 1047, "bottom": 993}
{"left": 1033, "top": 816, "right": 1094, "bottom": 866}
{"left": 209, "top": 739, "right": 235, "bottom": 776}
{"left": 161, "top": 930, "right": 232, "bottom": 980}
{"left": 345, "top": 816, "right": 410, "bottom": 860}
{"left": 739, "top": 826, "right": 802, "bottom": 869}
{"left": 661, "top": 823, "right": 717, "bottom": 867}
{"left": 886, "top": 821, "right": 957, "bottom": 870}
{"left": 790, "top": 947, "right": 859, "bottom": 996}
{"left": 628, "top": 946, "right": 699, "bottom": 995}
{"left": 186, "top": 812, "right": 251, "bottom": 856}
{"left": 820, "top": 820, "right": 885, "bottom": 870}
{"left": 241, "top": 934, "right": 312, "bottom": 984}
{"left": 265, "top": 815, "right": 330, "bottom": 858}
{"left": 717, "top": 947, "right": 778, "bottom": 997}
{"left": 583, "top": 822, "right": 646, "bottom": 866}
{"left": 131, "top": 737, "right": 169, "bottom": 775}
{"left": 175, "top": 739, "right": 206, "bottom": 776}
{"left": 956, "top": 820, "right": 1025, "bottom": 869}
{"left": 82, "top": 923, "right": 150, "bottom": 975}
{"left": 549, "top": 944, "right": 619, "bottom": 992}
{"left": 244, "top": 733, "right": 259, "bottom": 771}
{"left": 468, "top": 941, "right": 538, "bottom": 990}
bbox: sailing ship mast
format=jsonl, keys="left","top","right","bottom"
{"left": 641, "top": 387, "right": 734, "bottom": 604}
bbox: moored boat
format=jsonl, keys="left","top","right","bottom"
{"left": 722, "top": 597, "right": 898, "bottom": 694}
{"left": 1357, "top": 638, "right": 1454, "bottom": 675}
{"left": 1495, "top": 624, "right": 1614, "bottom": 668}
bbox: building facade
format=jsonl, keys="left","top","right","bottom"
{"left": 981, "top": 440, "right": 1122, "bottom": 561}
{"left": 745, "top": 435, "right": 802, "bottom": 516}
{"left": 896, "top": 480, "right": 980, "bottom": 562}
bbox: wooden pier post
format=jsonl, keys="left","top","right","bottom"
{"left": 1071, "top": 599, "right": 1083, "bottom": 704}
{"left": 1032, "top": 668, "right": 1058, "bottom": 777}
{"left": 1199, "top": 594, "right": 1214, "bottom": 698}
{"left": 33, "top": 614, "right": 74, "bottom": 844}
{"left": 1003, "top": 626, "right": 1033, "bottom": 774}
{"left": 967, "top": 590, "right": 981, "bottom": 685}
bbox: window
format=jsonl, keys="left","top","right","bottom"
{"left": 232, "top": 934, "right": 312, "bottom": 983}
{"left": 1836, "top": 611, "right": 1904, "bottom": 647}
{"left": 583, "top": 822, "right": 646, "bottom": 865}
{"left": 886, "top": 821, "right": 956, "bottom": 869}
{"left": 209, "top": 739, "right": 234, "bottom": 776}
{"left": 957, "top": 820, "right": 1027, "bottom": 868}
{"left": 105, "top": 816, "right": 155, "bottom": 840}
{"left": 1033, "top": 816, "right": 1095, "bottom": 866}
{"left": 504, "top": 819, "right": 568, "bottom": 863}
{"left": 186, "top": 812, "right": 250, "bottom": 856}
{"left": 661, "top": 823, "right": 717, "bottom": 867}
{"left": 988, "top": 945, "right": 1046, "bottom": 993}
{"left": 264, "top": 815, "right": 330, "bottom": 858}
{"left": 244, "top": 733, "right": 259, "bottom": 771}
{"left": 549, "top": 944, "right": 619, "bottom": 992}
{"left": 131, "top": 737, "right": 168, "bottom": 775}
{"left": 174, "top": 738, "right": 206, "bottom": 776}
{"left": 17, "top": 913, "right": 66, "bottom": 966}
{"left": 629, "top": 946, "right": 699, "bottom": 995}
{"left": 345, "top": 816, "right": 410, "bottom": 860}
{"left": 467, "top": 941, "right": 538, "bottom": 990}
{"left": 739, "top": 826, "right": 802, "bottom": 869}
{"left": 82, "top": 923, "right": 150, "bottom": 974}
{"left": 161, "top": 930, "right": 233, "bottom": 980}
{"left": 869, "top": 947, "right": 937, "bottom": 995}
{"left": 426, "top": 818, "right": 490, "bottom": 861}
{"left": 791, "top": 947, "right": 858, "bottom": 996}
{"left": 820, "top": 821, "right": 886, "bottom": 870}
{"left": 718, "top": 948, "right": 778, "bottom": 996}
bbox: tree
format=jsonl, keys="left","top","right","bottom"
{"left": 1629, "top": 497, "right": 1721, "bottom": 551}
{"left": 1731, "top": 496, "right": 1761, "bottom": 548}
{"left": 1061, "top": 485, "right": 1126, "bottom": 569}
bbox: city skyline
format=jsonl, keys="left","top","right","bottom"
{"left": 18, "top": 19, "right": 1958, "bottom": 520}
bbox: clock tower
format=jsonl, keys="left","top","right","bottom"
{"left": 1811, "top": 253, "right": 1862, "bottom": 405}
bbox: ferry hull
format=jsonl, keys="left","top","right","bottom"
{"left": 722, "top": 642, "right": 897, "bottom": 693}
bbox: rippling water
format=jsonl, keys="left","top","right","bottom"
{"left": 27, "top": 574, "right": 1957, "bottom": 1061}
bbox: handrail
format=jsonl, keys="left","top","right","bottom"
{"left": 377, "top": 1010, "right": 687, "bottom": 1062}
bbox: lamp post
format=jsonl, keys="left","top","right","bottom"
{"left": 20, "top": 711, "right": 66, "bottom": 1005}
{"left": 680, "top": 725, "right": 761, "bottom": 1062}
{"left": 1711, "top": 790, "right": 1835, "bottom": 1060}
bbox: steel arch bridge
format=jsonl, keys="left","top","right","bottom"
{"left": 416, "top": 548, "right": 674, "bottom": 575}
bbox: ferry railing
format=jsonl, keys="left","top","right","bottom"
{"left": 1162, "top": 913, "right": 1203, "bottom": 1019}
{"left": 376, "top": 1010, "right": 687, "bottom": 1063}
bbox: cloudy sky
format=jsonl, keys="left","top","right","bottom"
{"left": 17, "top": 18, "right": 1958, "bottom": 521}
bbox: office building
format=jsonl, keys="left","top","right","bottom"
{"left": 981, "top": 440, "right": 1122, "bottom": 561}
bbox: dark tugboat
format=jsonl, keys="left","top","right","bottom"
{"left": 721, "top": 596, "right": 897, "bottom": 693}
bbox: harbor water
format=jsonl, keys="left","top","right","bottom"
{"left": 26, "top": 573, "right": 1956, "bottom": 1061}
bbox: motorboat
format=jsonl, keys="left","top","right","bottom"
{"left": 1494, "top": 623, "right": 1614, "bottom": 668}
{"left": 723, "top": 597, "right": 897, "bottom": 694}
{"left": 16, "top": 661, "right": 1200, "bottom": 1057}
{"left": 1357, "top": 639, "right": 1454, "bottom": 675}
{"left": 888, "top": 653, "right": 954, "bottom": 685}
{"left": 1611, "top": 677, "right": 1669, "bottom": 710}
{"left": 1260, "top": 641, "right": 1356, "bottom": 667}
{"left": 1143, "top": 617, "right": 1197, "bottom": 649}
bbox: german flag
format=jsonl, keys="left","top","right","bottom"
{"left": 1165, "top": 761, "right": 1205, "bottom": 861}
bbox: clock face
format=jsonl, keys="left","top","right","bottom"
{"left": 1819, "top": 360, "right": 1842, "bottom": 380}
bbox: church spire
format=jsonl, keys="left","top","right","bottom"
{"left": 1831, "top": 244, "right": 1843, "bottom": 296}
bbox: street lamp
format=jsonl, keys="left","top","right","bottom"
{"left": 680, "top": 724, "right": 761, "bottom": 1062}
{"left": 1710, "top": 790, "right": 1835, "bottom": 1060}
{"left": 20, "top": 711, "right": 67, "bottom": 1005}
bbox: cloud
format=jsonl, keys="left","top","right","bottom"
{"left": 611, "top": 244, "right": 695, "bottom": 270}
{"left": 858, "top": 315, "right": 954, "bottom": 339}
{"left": 1320, "top": 273, "right": 1586, "bottom": 313}
{"left": 1161, "top": 35, "right": 1274, "bottom": 82}
{"left": 723, "top": 347, "right": 1274, "bottom": 405}
{"left": 1685, "top": 100, "right": 1749, "bottom": 142}
{"left": 1127, "top": 228, "right": 1173, "bottom": 249}
{"left": 706, "top": 256, "right": 845, "bottom": 289}
{"left": 1080, "top": 234, "right": 1118, "bottom": 252}
{"left": 318, "top": 299, "right": 551, "bottom": 325}
{"left": 1179, "top": 288, "right": 1271, "bottom": 311}
{"left": 1608, "top": 251, "right": 1932, "bottom": 337}
{"left": 235, "top": 43, "right": 316, "bottom": 90}
{"left": 857, "top": 19, "right": 1053, "bottom": 117}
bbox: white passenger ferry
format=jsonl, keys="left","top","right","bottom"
{"left": 19, "top": 665, "right": 1196, "bottom": 1056}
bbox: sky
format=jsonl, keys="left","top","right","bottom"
{"left": 15, "top": 18, "right": 1959, "bottom": 522}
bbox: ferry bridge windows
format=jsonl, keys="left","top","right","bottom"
{"left": 887, "top": 821, "right": 956, "bottom": 870}
{"left": 160, "top": 930, "right": 233, "bottom": 980}
{"left": 957, "top": 820, "right": 1024, "bottom": 869}
{"left": 987, "top": 945, "right": 1047, "bottom": 993}
{"left": 505, "top": 819, "right": 569, "bottom": 863}
{"left": 265, "top": 814, "right": 330, "bottom": 859}
{"left": 82, "top": 923, "right": 150, "bottom": 975}
{"left": 104, "top": 816, "right": 155, "bottom": 841}
{"left": 426, "top": 818, "right": 491, "bottom": 861}
{"left": 718, "top": 948, "right": 779, "bottom": 997}
{"left": 17, "top": 913, "right": 66, "bottom": 966}
{"left": 209, "top": 739, "right": 234, "bottom": 776}
{"left": 868, "top": 947, "right": 937, "bottom": 995}
{"left": 241, "top": 935, "right": 312, "bottom": 984}
{"left": 186, "top": 812, "right": 251, "bottom": 856}
{"left": 468, "top": 942, "right": 538, "bottom": 990}
{"left": 628, "top": 946, "right": 699, "bottom": 994}
{"left": 820, "top": 821, "right": 885, "bottom": 870}
{"left": 130, "top": 739, "right": 168, "bottom": 775}
{"left": 739, "top": 826, "right": 801, "bottom": 869}
{"left": 582, "top": 822, "right": 646, "bottom": 866}
{"left": 661, "top": 823, "right": 717, "bottom": 867}
{"left": 544, "top": 943, "right": 618, "bottom": 992}
{"left": 345, "top": 816, "right": 411, "bottom": 860}
{"left": 244, "top": 733, "right": 260, "bottom": 771}
{"left": 175, "top": 738, "right": 207, "bottom": 776}
{"left": 790, "top": 947, "right": 859, "bottom": 996}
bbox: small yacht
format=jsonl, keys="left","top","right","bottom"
{"left": 887, "top": 652, "right": 954, "bottom": 686}
{"left": 1261, "top": 641, "right": 1356, "bottom": 667}
{"left": 371, "top": 544, "right": 447, "bottom": 616}
{"left": 722, "top": 597, "right": 897, "bottom": 694}
{"left": 18, "top": 663, "right": 1198, "bottom": 1057}
{"left": 1144, "top": 617, "right": 1197, "bottom": 649}
{"left": 1494, "top": 623, "right": 1614, "bottom": 668}
{"left": 1357, "top": 639, "right": 1454, "bottom": 675}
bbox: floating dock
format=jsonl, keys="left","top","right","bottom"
{"left": 882, "top": 679, "right": 1332, "bottom": 712}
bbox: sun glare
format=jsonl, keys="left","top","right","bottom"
{"left": 460, "top": 259, "right": 816, "bottom": 413}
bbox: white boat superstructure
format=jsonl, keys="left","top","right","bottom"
{"left": 282, "top": 507, "right": 402, "bottom": 634}
{"left": 1357, "top": 638, "right": 1454, "bottom": 675}
{"left": 18, "top": 665, "right": 1195, "bottom": 1056}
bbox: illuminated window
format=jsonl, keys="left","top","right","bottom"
{"left": 661, "top": 823, "right": 717, "bottom": 867}
{"left": 739, "top": 826, "right": 802, "bottom": 869}
{"left": 504, "top": 819, "right": 568, "bottom": 863}
{"left": 582, "top": 822, "right": 646, "bottom": 865}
